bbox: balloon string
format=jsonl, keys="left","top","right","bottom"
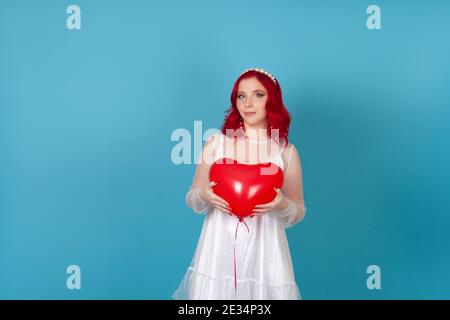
{"left": 234, "top": 217, "right": 250, "bottom": 296}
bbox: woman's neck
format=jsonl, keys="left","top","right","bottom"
{"left": 243, "top": 126, "right": 269, "bottom": 141}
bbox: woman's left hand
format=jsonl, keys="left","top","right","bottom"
{"left": 251, "top": 187, "right": 288, "bottom": 217}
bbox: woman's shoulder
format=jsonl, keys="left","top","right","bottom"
{"left": 280, "top": 139, "right": 296, "bottom": 153}
{"left": 280, "top": 141, "right": 300, "bottom": 165}
{"left": 205, "top": 131, "right": 224, "bottom": 146}
{"left": 202, "top": 132, "right": 225, "bottom": 157}
{"left": 198, "top": 132, "right": 223, "bottom": 165}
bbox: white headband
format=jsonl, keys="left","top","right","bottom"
{"left": 239, "top": 67, "right": 277, "bottom": 85}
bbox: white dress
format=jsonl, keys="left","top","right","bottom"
{"left": 172, "top": 133, "right": 303, "bottom": 300}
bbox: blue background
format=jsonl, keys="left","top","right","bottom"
{"left": 1, "top": 0, "right": 449, "bottom": 299}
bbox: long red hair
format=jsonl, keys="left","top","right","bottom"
{"left": 220, "top": 70, "right": 291, "bottom": 147}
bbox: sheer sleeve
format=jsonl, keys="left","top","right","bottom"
{"left": 185, "top": 186, "right": 212, "bottom": 214}
{"left": 185, "top": 132, "right": 220, "bottom": 214}
{"left": 273, "top": 144, "right": 307, "bottom": 228}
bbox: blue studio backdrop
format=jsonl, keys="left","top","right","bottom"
{"left": 1, "top": 0, "right": 449, "bottom": 299}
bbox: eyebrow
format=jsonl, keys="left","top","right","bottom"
{"left": 237, "top": 90, "right": 266, "bottom": 94}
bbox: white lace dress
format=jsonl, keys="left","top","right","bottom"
{"left": 172, "top": 133, "right": 306, "bottom": 300}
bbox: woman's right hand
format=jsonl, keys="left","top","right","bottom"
{"left": 199, "top": 181, "right": 233, "bottom": 216}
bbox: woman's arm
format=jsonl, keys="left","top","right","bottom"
{"left": 275, "top": 144, "right": 307, "bottom": 228}
{"left": 185, "top": 133, "right": 219, "bottom": 214}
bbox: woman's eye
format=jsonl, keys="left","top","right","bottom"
{"left": 237, "top": 95, "right": 244, "bottom": 99}
{"left": 257, "top": 93, "right": 265, "bottom": 98}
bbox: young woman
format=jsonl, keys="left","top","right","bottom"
{"left": 173, "top": 68, "right": 307, "bottom": 300}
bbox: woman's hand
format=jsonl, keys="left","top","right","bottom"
{"left": 251, "top": 187, "right": 288, "bottom": 217}
{"left": 199, "top": 181, "right": 233, "bottom": 216}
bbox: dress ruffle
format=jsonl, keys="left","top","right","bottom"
{"left": 172, "top": 267, "right": 302, "bottom": 300}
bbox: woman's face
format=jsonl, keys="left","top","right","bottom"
{"left": 236, "top": 77, "right": 268, "bottom": 129}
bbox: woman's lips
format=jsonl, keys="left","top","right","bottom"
{"left": 244, "top": 112, "right": 256, "bottom": 117}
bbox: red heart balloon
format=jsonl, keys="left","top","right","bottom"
{"left": 209, "top": 157, "right": 284, "bottom": 220}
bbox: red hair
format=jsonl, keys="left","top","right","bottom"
{"left": 220, "top": 70, "right": 291, "bottom": 147}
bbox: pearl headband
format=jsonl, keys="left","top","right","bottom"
{"left": 239, "top": 67, "right": 278, "bottom": 85}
